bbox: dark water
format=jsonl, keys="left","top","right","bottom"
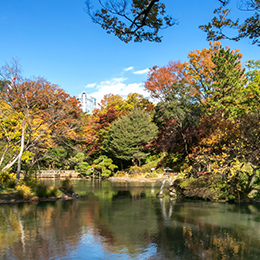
{"left": 1, "top": 180, "right": 260, "bottom": 260}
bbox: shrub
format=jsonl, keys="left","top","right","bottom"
{"left": 16, "top": 184, "right": 33, "bottom": 199}
{"left": 60, "top": 178, "right": 74, "bottom": 195}
{"left": 48, "top": 185, "right": 59, "bottom": 197}
{"left": 114, "top": 171, "right": 128, "bottom": 177}
{"left": 145, "top": 172, "right": 158, "bottom": 178}
{"left": 23, "top": 170, "right": 38, "bottom": 189}
{"left": 0, "top": 171, "right": 15, "bottom": 184}
{"left": 36, "top": 183, "right": 49, "bottom": 198}
{"left": 129, "top": 166, "right": 142, "bottom": 176}
{"left": 7, "top": 178, "right": 17, "bottom": 189}
{"left": 36, "top": 183, "right": 60, "bottom": 198}
{"left": 0, "top": 172, "right": 17, "bottom": 189}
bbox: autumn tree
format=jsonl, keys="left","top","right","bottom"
{"left": 151, "top": 90, "right": 201, "bottom": 157}
{"left": 85, "top": 108, "right": 119, "bottom": 156}
{"left": 187, "top": 51, "right": 260, "bottom": 194}
{"left": 125, "top": 92, "right": 154, "bottom": 113}
{"left": 0, "top": 66, "right": 82, "bottom": 179}
{"left": 84, "top": 93, "right": 154, "bottom": 157}
{"left": 0, "top": 99, "right": 22, "bottom": 168}
{"left": 145, "top": 61, "right": 192, "bottom": 102}
{"left": 186, "top": 42, "right": 223, "bottom": 103}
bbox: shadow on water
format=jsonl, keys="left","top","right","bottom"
{"left": 112, "top": 190, "right": 146, "bottom": 200}
{"left": 1, "top": 180, "right": 260, "bottom": 259}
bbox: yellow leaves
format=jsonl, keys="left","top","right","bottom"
{"left": 21, "top": 150, "right": 34, "bottom": 162}
{"left": 187, "top": 42, "right": 221, "bottom": 86}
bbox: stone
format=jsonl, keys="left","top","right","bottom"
{"left": 30, "top": 196, "right": 39, "bottom": 201}
{"left": 156, "top": 193, "right": 164, "bottom": 198}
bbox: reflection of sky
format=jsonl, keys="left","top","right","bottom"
{"left": 61, "top": 230, "right": 159, "bottom": 260}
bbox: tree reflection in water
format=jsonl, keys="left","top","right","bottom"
{"left": 0, "top": 181, "right": 260, "bottom": 259}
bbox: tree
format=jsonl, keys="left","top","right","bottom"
{"left": 206, "top": 46, "right": 245, "bottom": 117}
{"left": 200, "top": 0, "right": 260, "bottom": 46}
{"left": 125, "top": 92, "right": 155, "bottom": 114}
{"left": 85, "top": 93, "right": 154, "bottom": 157}
{"left": 104, "top": 108, "right": 158, "bottom": 167}
{"left": 86, "top": 0, "right": 260, "bottom": 45}
{"left": 187, "top": 42, "right": 222, "bottom": 103}
{"left": 0, "top": 69, "right": 82, "bottom": 179}
{"left": 85, "top": 108, "right": 119, "bottom": 156}
{"left": 85, "top": 0, "right": 175, "bottom": 42}
{"left": 145, "top": 61, "right": 191, "bottom": 101}
{"left": 90, "top": 155, "right": 118, "bottom": 178}
{"left": 151, "top": 90, "right": 201, "bottom": 157}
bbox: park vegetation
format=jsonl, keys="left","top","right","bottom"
{"left": 1, "top": 42, "right": 260, "bottom": 201}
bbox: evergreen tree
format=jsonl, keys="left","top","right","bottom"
{"left": 104, "top": 108, "right": 158, "bottom": 167}
{"left": 208, "top": 47, "right": 245, "bottom": 117}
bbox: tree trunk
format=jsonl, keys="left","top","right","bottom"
{"left": 16, "top": 122, "right": 26, "bottom": 180}
{"left": 0, "top": 145, "right": 9, "bottom": 167}
{"left": 2, "top": 154, "right": 19, "bottom": 171}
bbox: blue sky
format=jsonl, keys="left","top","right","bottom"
{"left": 1, "top": 0, "right": 260, "bottom": 104}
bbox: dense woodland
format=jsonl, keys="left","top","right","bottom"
{"left": 1, "top": 42, "right": 260, "bottom": 199}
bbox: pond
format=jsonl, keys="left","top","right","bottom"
{"left": 0, "top": 180, "right": 260, "bottom": 260}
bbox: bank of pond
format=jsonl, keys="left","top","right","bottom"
{"left": 1, "top": 172, "right": 260, "bottom": 204}
{"left": 1, "top": 180, "right": 260, "bottom": 260}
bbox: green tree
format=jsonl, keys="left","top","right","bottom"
{"left": 206, "top": 46, "right": 245, "bottom": 117}
{"left": 104, "top": 108, "right": 158, "bottom": 167}
{"left": 90, "top": 155, "right": 118, "bottom": 178}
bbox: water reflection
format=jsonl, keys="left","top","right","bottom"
{"left": 0, "top": 180, "right": 260, "bottom": 259}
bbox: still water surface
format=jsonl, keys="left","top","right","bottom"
{"left": 1, "top": 180, "right": 260, "bottom": 259}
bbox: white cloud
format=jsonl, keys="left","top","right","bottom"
{"left": 89, "top": 77, "right": 147, "bottom": 105}
{"left": 133, "top": 68, "right": 149, "bottom": 75}
{"left": 124, "top": 66, "right": 134, "bottom": 71}
{"left": 85, "top": 83, "right": 96, "bottom": 88}
{"left": 120, "top": 83, "right": 146, "bottom": 96}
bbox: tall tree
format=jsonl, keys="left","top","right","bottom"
{"left": 207, "top": 46, "right": 245, "bottom": 117}
{"left": 151, "top": 89, "right": 201, "bottom": 156}
{"left": 187, "top": 41, "right": 222, "bottom": 103}
{"left": 0, "top": 75, "right": 81, "bottom": 179}
{"left": 145, "top": 61, "right": 191, "bottom": 102}
{"left": 85, "top": 93, "right": 154, "bottom": 157}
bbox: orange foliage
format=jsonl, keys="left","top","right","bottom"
{"left": 145, "top": 61, "right": 191, "bottom": 100}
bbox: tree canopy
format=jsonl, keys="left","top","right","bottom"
{"left": 86, "top": 0, "right": 260, "bottom": 45}
{"left": 104, "top": 108, "right": 158, "bottom": 166}
{"left": 85, "top": 0, "right": 175, "bottom": 42}
{"left": 200, "top": 0, "right": 260, "bottom": 46}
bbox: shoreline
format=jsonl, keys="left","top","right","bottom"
{"left": 0, "top": 194, "right": 79, "bottom": 205}
{"left": 108, "top": 176, "right": 165, "bottom": 183}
